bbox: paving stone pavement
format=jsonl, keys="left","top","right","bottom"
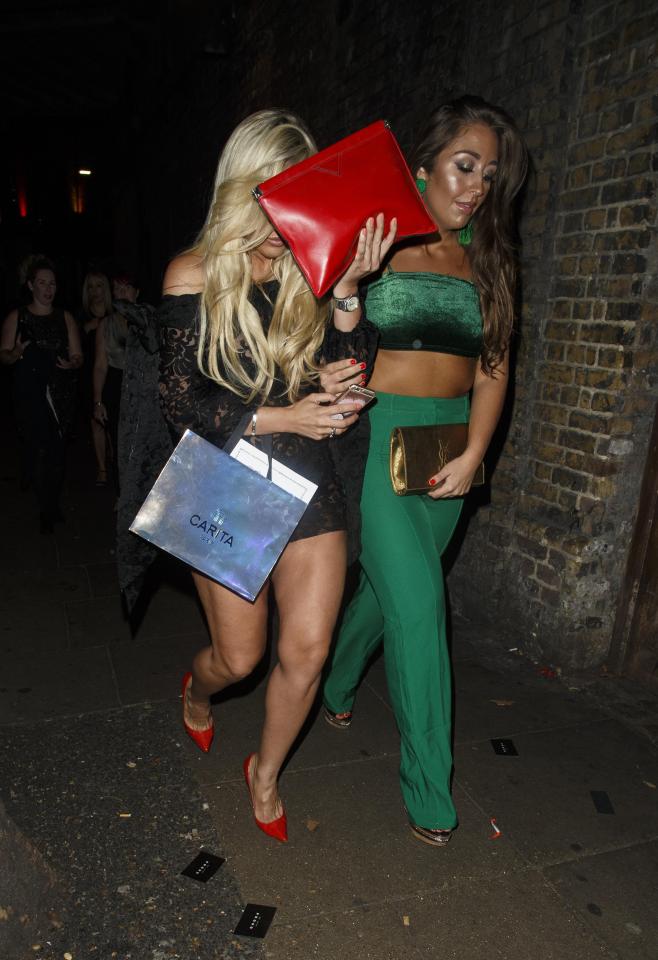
{"left": 1, "top": 424, "right": 657, "bottom": 960}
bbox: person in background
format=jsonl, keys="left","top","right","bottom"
{"left": 323, "top": 96, "right": 528, "bottom": 847}
{"left": 80, "top": 270, "right": 113, "bottom": 485}
{"left": 111, "top": 270, "right": 140, "bottom": 305}
{"left": 0, "top": 256, "right": 82, "bottom": 532}
{"left": 92, "top": 286, "right": 127, "bottom": 492}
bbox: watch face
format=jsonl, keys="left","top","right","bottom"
{"left": 343, "top": 296, "right": 359, "bottom": 311}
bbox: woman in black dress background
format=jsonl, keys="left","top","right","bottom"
{"left": 0, "top": 257, "right": 82, "bottom": 531}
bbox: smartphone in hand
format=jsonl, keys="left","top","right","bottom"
{"left": 331, "top": 384, "right": 377, "bottom": 419}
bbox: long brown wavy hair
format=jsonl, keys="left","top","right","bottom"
{"left": 410, "top": 96, "right": 528, "bottom": 374}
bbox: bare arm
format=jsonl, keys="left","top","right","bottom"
{"left": 57, "top": 311, "right": 83, "bottom": 370}
{"left": 93, "top": 320, "right": 109, "bottom": 422}
{"left": 162, "top": 252, "right": 204, "bottom": 295}
{"left": 466, "top": 353, "right": 509, "bottom": 463}
{"left": 0, "top": 310, "right": 27, "bottom": 365}
{"left": 429, "top": 352, "right": 509, "bottom": 499}
{"left": 331, "top": 214, "right": 397, "bottom": 332}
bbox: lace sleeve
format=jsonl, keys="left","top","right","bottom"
{"left": 158, "top": 295, "right": 251, "bottom": 448}
{"left": 321, "top": 305, "right": 379, "bottom": 375}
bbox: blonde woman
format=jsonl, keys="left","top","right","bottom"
{"left": 159, "top": 110, "right": 396, "bottom": 842}
{"left": 80, "top": 271, "right": 113, "bottom": 484}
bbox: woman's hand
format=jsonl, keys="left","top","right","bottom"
{"left": 427, "top": 451, "right": 482, "bottom": 499}
{"left": 93, "top": 401, "right": 108, "bottom": 425}
{"left": 12, "top": 334, "right": 31, "bottom": 360}
{"left": 285, "top": 392, "right": 362, "bottom": 440}
{"left": 56, "top": 353, "right": 82, "bottom": 370}
{"left": 319, "top": 358, "right": 367, "bottom": 397}
{"left": 332, "top": 213, "right": 397, "bottom": 299}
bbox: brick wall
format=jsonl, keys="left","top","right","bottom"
{"left": 450, "top": 0, "right": 658, "bottom": 668}
{"left": 132, "top": 0, "right": 658, "bottom": 669}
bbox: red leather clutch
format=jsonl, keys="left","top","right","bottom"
{"left": 253, "top": 121, "right": 436, "bottom": 298}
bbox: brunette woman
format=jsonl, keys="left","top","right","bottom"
{"left": 322, "top": 96, "right": 528, "bottom": 845}
{"left": 159, "top": 110, "right": 395, "bottom": 841}
{"left": 0, "top": 257, "right": 82, "bottom": 532}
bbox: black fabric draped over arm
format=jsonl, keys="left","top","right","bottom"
{"left": 116, "top": 299, "right": 174, "bottom": 612}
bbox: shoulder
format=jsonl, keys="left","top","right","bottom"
{"left": 162, "top": 253, "right": 204, "bottom": 295}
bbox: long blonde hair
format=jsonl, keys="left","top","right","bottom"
{"left": 82, "top": 270, "right": 112, "bottom": 319}
{"left": 193, "top": 110, "right": 326, "bottom": 402}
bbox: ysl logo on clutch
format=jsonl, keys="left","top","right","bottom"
{"left": 436, "top": 438, "right": 448, "bottom": 468}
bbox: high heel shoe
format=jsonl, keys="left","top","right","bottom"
{"left": 409, "top": 823, "right": 453, "bottom": 846}
{"left": 323, "top": 705, "right": 353, "bottom": 729}
{"left": 243, "top": 753, "right": 288, "bottom": 843}
{"left": 181, "top": 672, "right": 214, "bottom": 753}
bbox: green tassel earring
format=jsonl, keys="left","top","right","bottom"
{"left": 415, "top": 178, "right": 426, "bottom": 194}
{"left": 458, "top": 222, "right": 473, "bottom": 246}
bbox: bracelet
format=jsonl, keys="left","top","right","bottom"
{"left": 94, "top": 401, "right": 103, "bottom": 407}
{"left": 251, "top": 411, "right": 258, "bottom": 436}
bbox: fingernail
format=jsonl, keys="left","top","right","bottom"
{"left": 350, "top": 359, "right": 356, "bottom": 365}
{"left": 360, "top": 362, "right": 366, "bottom": 369}
{"left": 428, "top": 478, "right": 437, "bottom": 486}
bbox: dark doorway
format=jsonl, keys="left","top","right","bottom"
{"left": 610, "top": 402, "right": 658, "bottom": 686}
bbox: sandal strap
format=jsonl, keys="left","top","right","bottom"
{"left": 410, "top": 823, "right": 452, "bottom": 845}
{"left": 323, "top": 706, "right": 353, "bottom": 728}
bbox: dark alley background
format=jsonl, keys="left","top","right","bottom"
{"left": 1, "top": 1, "right": 658, "bottom": 958}
{"left": 2, "top": 0, "right": 657, "bottom": 678}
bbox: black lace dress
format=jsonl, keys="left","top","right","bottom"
{"left": 117, "top": 282, "right": 378, "bottom": 609}
{"left": 158, "top": 282, "right": 377, "bottom": 543}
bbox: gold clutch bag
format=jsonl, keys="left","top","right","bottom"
{"left": 389, "top": 423, "right": 485, "bottom": 496}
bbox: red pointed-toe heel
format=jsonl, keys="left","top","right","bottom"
{"left": 243, "top": 753, "right": 288, "bottom": 843}
{"left": 181, "top": 672, "right": 214, "bottom": 753}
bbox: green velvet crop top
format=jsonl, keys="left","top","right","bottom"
{"left": 364, "top": 268, "right": 483, "bottom": 358}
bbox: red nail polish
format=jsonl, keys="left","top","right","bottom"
{"left": 350, "top": 359, "right": 356, "bottom": 365}
{"left": 360, "top": 362, "right": 366, "bottom": 369}
{"left": 428, "top": 478, "right": 436, "bottom": 486}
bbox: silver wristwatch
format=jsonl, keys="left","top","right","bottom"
{"left": 333, "top": 294, "right": 360, "bottom": 312}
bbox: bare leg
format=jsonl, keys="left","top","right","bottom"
{"left": 186, "top": 571, "right": 269, "bottom": 730}
{"left": 91, "top": 417, "right": 106, "bottom": 479}
{"left": 250, "top": 531, "right": 347, "bottom": 823}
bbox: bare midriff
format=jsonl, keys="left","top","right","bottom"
{"left": 368, "top": 349, "right": 477, "bottom": 399}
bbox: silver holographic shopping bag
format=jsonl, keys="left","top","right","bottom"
{"left": 129, "top": 427, "right": 309, "bottom": 601}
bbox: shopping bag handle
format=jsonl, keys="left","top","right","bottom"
{"left": 224, "top": 411, "right": 274, "bottom": 481}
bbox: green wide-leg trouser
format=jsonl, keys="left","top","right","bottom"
{"left": 324, "top": 391, "right": 468, "bottom": 829}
